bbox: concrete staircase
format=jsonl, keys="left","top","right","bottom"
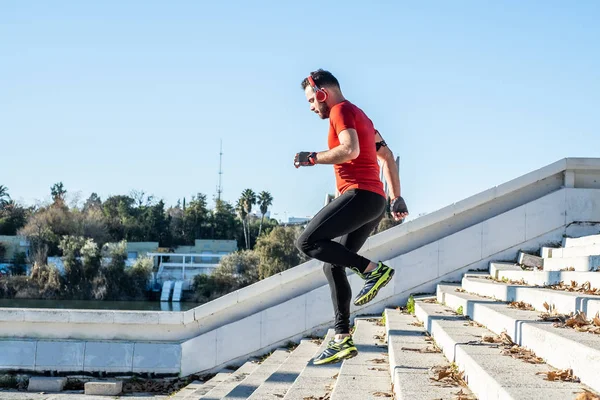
{"left": 173, "top": 233, "right": 600, "bottom": 400}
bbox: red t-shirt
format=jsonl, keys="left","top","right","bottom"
{"left": 328, "top": 101, "right": 386, "bottom": 198}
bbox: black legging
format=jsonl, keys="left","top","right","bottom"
{"left": 296, "top": 189, "right": 386, "bottom": 334}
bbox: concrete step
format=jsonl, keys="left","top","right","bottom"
{"left": 27, "top": 376, "right": 66, "bottom": 392}
{"left": 384, "top": 308, "right": 474, "bottom": 400}
{"left": 543, "top": 255, "right": 600, "bottom": 271}
{"left": 247, "top": 339, "right": 321, "bottom": 400}
{"left": 221, "top": 349, "right": 290, "bottom": 399}
{"left": 437, "top": 285, "right": 600, "bottom": 393}
{"left": 493, "top": 267, "right": 600, "bottom": 287}
{"left": 170, "top": 380, "right": 204, "bottom": 399}
{"left": 84, "top": 380, "right": 123, "bottom": 396}
{"left": 282, "top": 330, "right": 340, "bottom": 400}
{"left": 489, "top": 262, "right": 523, "bottom": 278}
{"left": 415, "top": 300, "right": 596, "bottom": 399}
{"left": 179, "top": 372, "right": 231, "bottom": 399}
{"left": 542, "top": 244, "right": 600, "bottom": 258}
{"left": 198, "top": 362, "right": 259, "bottom": 400}
{"left": 330, "top": 318, "right": 393, "bottom": 400}
{"left": 563, "top": 233, "right": 600, "bottom": 248}
{"left": 461, "top": 276, "right": 600, "bottom": 316}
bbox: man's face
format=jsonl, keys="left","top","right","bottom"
{"left": 304, "top": 86, "right": 330, "bottom": 119}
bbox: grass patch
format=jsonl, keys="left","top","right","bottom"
{"left": 456, "top": 306, "right": 464, "bottom": 315}
{"left": 406, "top": 295, "right": 415, "bottom": 315}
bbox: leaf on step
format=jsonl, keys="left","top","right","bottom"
{"left": 369, "top": 358, "right": 387, "bottom": 364}
{"left": 373, "top": 392, "right": 393, "bottom": 397}
{"left": 368, "top": 367, "right": 388, "bottom": 371}
{"left": 410, "top": 321, "right": 424, "bottom": 327}
{"left": 537, "top": 368, "right": 579, "bottom": 382}
{"left": 482, "top": 335, "right": 497, "bottom": 343}
{"left": 508, "top": 301, "right": 535, "bottom": 311}
{"left": 566, "top": 311, "right": 589, "bottom": 328}
{"left": 576, "top": 389, "right": 600, "bottom": 400}
{"left": 543, "top": 301, "right": 550, "bottom": 311}
{"left": 455, "top": 388, "right": 475, "bottom": 400}
{"left": 594, "top": 312, "right": 600, "bottom": 327}
{"left": 434, "top": 370, "right": 452, "bottom": 381}
{"left": 373, "top": 334, "right": 385, "bottom": 340}
{"left": 455, "top": 288, "right": 466, "bottom": 293}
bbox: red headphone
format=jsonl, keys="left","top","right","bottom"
{"left": 307, "top": 75, "right": 328, "bottom": 103}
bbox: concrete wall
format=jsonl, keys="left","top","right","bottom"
{"left": 2, "top": 158, "right": 600, "bottom": 376}
{"left": 126, "top": 242, "right": 159, "bottom": 257}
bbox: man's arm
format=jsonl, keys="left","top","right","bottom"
{"left": 375, "top": 131, "right": 401, "bottom": 198}
{"left": 375, "top": 130, "right": 408, "bottom": 221}
{"left": 313, "top": 129, "right": 360, "bottom": 165}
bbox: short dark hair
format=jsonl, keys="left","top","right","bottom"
{"left": 301, "top": 69, "right": 340, "bottom": 90}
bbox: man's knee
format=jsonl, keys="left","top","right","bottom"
{"left": 295, "top": 231, "right": 311, "bottom": 256}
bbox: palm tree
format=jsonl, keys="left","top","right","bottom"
{"left": 0, "top": 185, "right": 10, "bottom": 208}
{"left": 257, "top": 191, "right": 273, "bottom": 237}
{"left": 236, "top": 197, "right": 248, "bottom": 249}
{"left": 241, "top": 189, "right": 256, "bottom": 249}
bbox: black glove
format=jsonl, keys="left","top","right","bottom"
{"left": 294, "top": 152, "right": 317, "bottom": 168}
{"left": 391, "top": 196, "right": 408, "bottom": 214}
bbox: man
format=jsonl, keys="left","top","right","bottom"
{"left": 294, "top": 69, "right": 409, "bottom": 365}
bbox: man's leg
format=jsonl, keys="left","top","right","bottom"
{"left": 324, "top": 212, "right": 384, "bottom": 335}
{"left": 296, "top": 189, "right": 386, "bottom": 273}
{"left": 313, "top": 214, "right": 384, "bottom": 365}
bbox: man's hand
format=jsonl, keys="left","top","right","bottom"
{"left": 294, "top": 152, "right": 317, "bottom": 168}
{"left": 391, "top": 196, "right": 409, "bottom": 221}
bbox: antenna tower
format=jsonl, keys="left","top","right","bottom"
{"left": 217, "top": 140, "right": 223, "bottom": 202}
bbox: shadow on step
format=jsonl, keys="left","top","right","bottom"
{"left": 223, "top": 383, "right": 259, "bottom": 398}
{"left": 355, "top": 343, "right": 389, "bottom": 355}
{"left": 262, "top": 371, "right": 301, "bottom": 384}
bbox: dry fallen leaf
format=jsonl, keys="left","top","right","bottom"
{"left": 369, "top": 358, "right": 387, "bottom": 364}
{"left": 373, "top": 392, "right": 393, "bottom": 397}
{"left": 543, "top": 301, "right": 550, "bottom": 311}
{"left": 508, "top": 301, "right": 535, "bottom": 311}
{"left": 368, "top": 367, "right": 387, "bottom": 371}
{"left": 536, "top": 368, "right": 580, "bottom": 382}
{"left": 435, "top": 370, "right": 452, "bottom": 381}
{"left": 482, "top": 335, "right": 496, "bottom": 343}
{"left": 576, "top": 389, "right": 600, "bottom": 400}
{"left": 594, "top": 312, "right": 600, "bottom": 327}
{"left": 566, "top": 312, "right": 589, "bottom": 328}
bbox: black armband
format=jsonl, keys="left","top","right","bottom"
{"left": 375, "top": 140, "right": 387, "bottom": 151}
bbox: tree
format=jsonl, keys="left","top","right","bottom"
{"left": 257, "top": 191, "right": 273, "bottom": 238}
{"left": 183, "top": 194, "right": 209, "bottom": 244}
{"left": 51, "top": 182, "right": 67, "bottom": 205}
{"left": 59, "top": 236, "right": 88, "bottom": 298}
{"left": 211, "top": 199, "right": 239, "bottom": 241}
{"left": 0, "top": 185, "right": 10, "bottom": 208}
{"left": 214, "top": 250, "right": 259, "bottom": 288}
{"left": 240, "top": 189, "right": 257, "bottom": 249}
{"left": 0, "top": 201, "right": 28, "bottom": 235}
{"left": 255, "top": 226, "right": 307, "bottom": 279}
{"left": 83, "top": 193, "right": 102, "bottom": 212}
{"left": 236, "top": 197, "right": 248, "bottom": 249}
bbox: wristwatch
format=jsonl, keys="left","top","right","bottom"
{"left": 308, "top": 152, "right": 318, "bottom": 165}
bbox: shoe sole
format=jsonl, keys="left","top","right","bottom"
{"left": 313, "top": 347, "right": 358, "bottom": 365}
{"left": 353, "top": 268, "right": 395, "bottom": 306}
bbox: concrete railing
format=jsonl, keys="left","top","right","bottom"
{"left": 2, "top": 157, "right": 600, "bottom": 376}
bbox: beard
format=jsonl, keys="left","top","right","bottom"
{"left": 318, "top": 102, "right": 331, "bottom": 119}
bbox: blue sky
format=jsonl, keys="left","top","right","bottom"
{"left": 1, "top": 1, "right": 599, "bottom": 222}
